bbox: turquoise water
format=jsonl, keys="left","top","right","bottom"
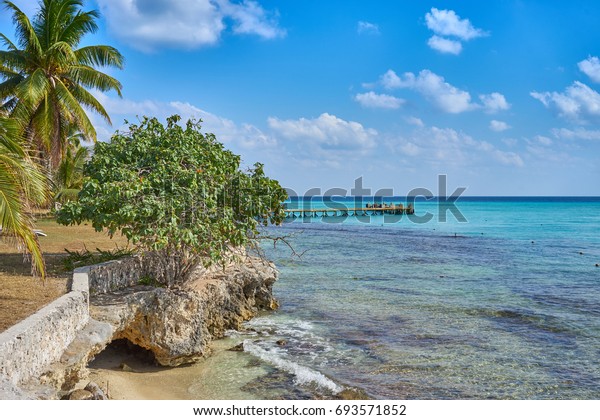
{"left": 237, "top": 197, "right": 600, "bottom": 399}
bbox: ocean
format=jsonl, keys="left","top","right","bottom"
{"left": 115, "top": 197, "right": 600, "bottom": 400}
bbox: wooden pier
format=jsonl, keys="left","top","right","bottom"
{"left": 283, "top": 205, "right": 414, "bottom": 218}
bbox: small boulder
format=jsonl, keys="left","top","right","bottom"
{"left": 84, "top": 382, "right": 108, "bottom": 400}
{"left": 68, "top": 389, "right": 94, "bottom": 400}
{"left": 276, "top": 339, "right": 287, "bottom": 346}
{"left": 228, "top": 343, "right": 244, "bottom": 352}
{"left": 119, "top": 363, "right": 136, "bottom": 372}
{"left": 336, "top": 388, "right": 370, "bottom": 400}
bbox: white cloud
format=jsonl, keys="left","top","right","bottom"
{"left": 218, "top": 0, "right": 285, "bottom": 39}
{"left": 578, "top": 56, "right": 600, "bottom": 83}
{"left": 533, "top": 135, "right": 553, "bottom": 146}
{"left": 388, "top": 125, "right": 523, "bottom": 167}
{"left": 493, "top": 150, "right": 524, "bottom": 167}
{"left": 96, "top": 0, "right": 285, "bottom": 51}
{"left": 552, "top": 127, "right": 600, "bottom": 141}
{"left": 357, "top": 21, "right": 380, "bottom": 35}
{"left": 406, "top": 116, "right": 424, "bottom": 127}
{"left": 91, "top": 92, "right": 276, "bottom": 150}
{"left": 375, "top": 69, "right": 508, "bottom": 115}
{"left": 489, "top": 120, "right": 510, "bottom": 132}
{"left": 399, "top": 142, "right": 420, "bottom": 156}
{"left": 379, "top": 69, "right": 404, "bottom": 90}
{"left": 425, "top": 8, "right": 487, "bottom": 41}
{"left": 427, "top": 35, "right": 462, "bottom": 55}
{"left": 480, "top": 92, "right": 510, "bottom": 113}
{"left": 354, "top": 91, "right": 404, "bottom": 109}
{"left": 531, "top": 81, "right": 600, "bottom": 122}
{"left": 424, "top": 8, "right": 487, "bottom": 54}
{"left": 268, "top": 113, "right": 377, "bottom": 153}
{"left": 382, "top": 70, "right": 475, "bottom": 113}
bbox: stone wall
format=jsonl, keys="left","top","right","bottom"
{"left": 85, "top": 257, "right": 146, "bottom": 295}
{"left": 0, "top": 275, "right": 89, "bottom": 388}
{"left": 0, "top": 254, "right": 279, "bottom": 399}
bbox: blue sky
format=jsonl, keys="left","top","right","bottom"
{"left": 2, "top": 0, "right": 600, "bottom": 196}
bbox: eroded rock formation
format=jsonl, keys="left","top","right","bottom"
{"left": 91, "top": 255, "right": 278, "bottom": 366}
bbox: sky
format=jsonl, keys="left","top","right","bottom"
{"left": 2, "top": 0, "right": 600, "bottom": 196}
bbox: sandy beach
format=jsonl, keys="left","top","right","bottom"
{"left": 85, "top": 337, "right": 271, "bottom": 400}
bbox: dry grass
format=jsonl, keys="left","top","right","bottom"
{"left": 0, "top": 218, "right": 129, "bottom": 332}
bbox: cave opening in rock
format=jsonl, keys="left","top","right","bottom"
{"left": 88, "top": 339, "right": 158, "bottom": 371}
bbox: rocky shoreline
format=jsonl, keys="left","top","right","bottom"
{"left": 4, "top": 254, "right": 279, "bottom": 399}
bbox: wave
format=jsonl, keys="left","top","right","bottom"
{"left": 242, "top": 340, "right": 342, "bottom": 394}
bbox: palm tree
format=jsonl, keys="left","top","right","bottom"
{"left": 0, "top": 0, "right": 124, "bottom": 169}
{"left": 0, "top": 115, "right": 48, "bottom": 277}
{"left": 54, "top": 126, "right": 88, "bottom": 204}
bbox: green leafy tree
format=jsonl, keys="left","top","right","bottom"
{"left": 57, "top": 116, "right": 288, "bottom": 286}
{"left": 0, "top": 0, "right": 124, "bottom": 169}
{"left": 0, "top": 116, "right": 48, "bottom": 277}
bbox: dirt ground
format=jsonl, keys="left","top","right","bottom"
{"left": 0, "top": 218, "right": 128, "bottom": 332}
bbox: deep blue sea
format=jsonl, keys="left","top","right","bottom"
{"left": 223, "top": 197, "right": 600, "bottom": 399}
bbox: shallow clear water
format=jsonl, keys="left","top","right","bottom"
{"left": 234, "top": 197, "right": 600, "bottom": 399}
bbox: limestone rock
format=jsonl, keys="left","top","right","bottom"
{"left": 119, "top": 363, "right": 136, "bottom": 372}
{"left": 84, "top": 382, "right": 108, "bottom": 400}
{"left": 228, "top": 343, "right": 244, "bottom": 352}
{"left": 90, "top": 256, "right": 279, "bottom": 367}
{"left": 68, "top": 389, "right": 94, "bottom": 400}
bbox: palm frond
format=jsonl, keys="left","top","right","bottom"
{"left": 3, "top": 1, "right": 43, "bottom": 57}
{"left": 0, "top": 50, "right": 28, "bottom": 73}
{"left": 46, "top": 40, "right": 77, "bottom": 65}
{"left": 67, "top": 80, "right": 111, "bottom": 123}
{"left": 54, "top": 77, "right": 96, "bottom": 142}
{"left": 59, "top": 9, "right": 100, "bottom": 46}
{"left": 13, "top": 68, "right": 50, "bottom": 107}
{"left": 75, "top": 45, "right": 124, "bottom": 69}
{"left": 0, "top": 116, "right": 47, "bottom": 277}
{"left": 0, "top": 33, "right": 18, "bottom": 51}
{"left": 0, "top": 115, "right": 24, "bottom": 155}
{"left": 68, "top": 64, "right": 123, "bottom": 95}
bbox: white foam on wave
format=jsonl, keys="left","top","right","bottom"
{"left": 247, "top": 317, "right": 318, "bottom": 341}
{"left": 243, "top": 340, "right": 342, "bottom": 394}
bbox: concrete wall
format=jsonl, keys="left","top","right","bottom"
{"left": 0, "top": 274, "right": 89, "bottom": 387}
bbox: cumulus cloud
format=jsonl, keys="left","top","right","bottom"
{"left": 390, "top": 125, "right": 523, "bottom": 167}
{"left": 489, "top": 120, "right": 510, "bottom": 132}
{"left": 90, "top": 92, "right": 276, "bottom": 150}
{"left": 493, "top": 150, "right": 524, "bottom": 167}
{"left": 406, "top": 116, "right": 424, "bottom": 127}
{"left": 425, "top": 8, "right": 487, "bottom": 40}
{"left": 531, "top": 81, "right": 600, "bottom": 122}
{"left": 267, "top": 113, "right": 377, "bottom": 154}
{"left": 480, "top": 92, "right": 511, "bottom": 113}
{"left": 354, "top": 91, "right": 404, "bottom": 109}
{"left": 400, "top": 142, "right": 420, "bottom": 156}
{"left": 357, "top": 21, "right": 380, "bottom": 35}
{"left": 96, "top": 0, "right": 285, "bottom": 51}
{"left": 374, "top": 69, "right": 509, "bottom": 115}
{"left": 425, "top": 8, "right": 487, "bottom": 54}
{"left": 533, "top": 135, "right": 553, "bottom": 145}
{"left": 380, "top": 70, "right": 475, "bottom": 113}
{"left": 427, "top": 35, "right": 462, "bottom": 55}
{"left": 578, "top": 56, "right": 600, "bottom": 83}
{"left": 552, "top": 127, "right": 600, "bottom": 141}
{"left": 379, "top": 69, "right": 404, "bottom": 90}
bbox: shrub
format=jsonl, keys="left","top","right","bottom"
{"left": 57, "top": 116, "right": 287, "bottom": 286}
